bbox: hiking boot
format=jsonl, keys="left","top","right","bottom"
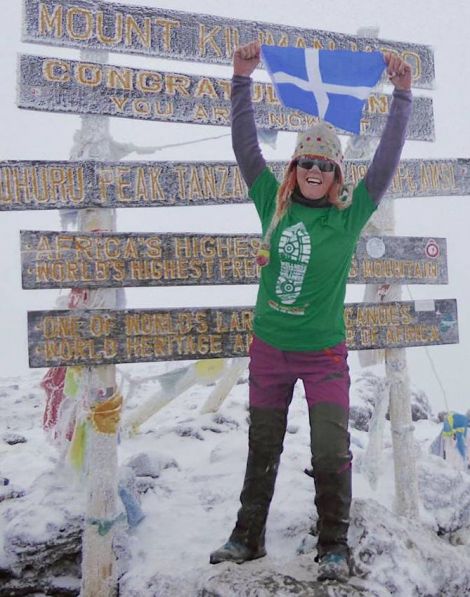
{"left": 209, "top": 539, "right": 266, "bottom": 564}
{"left": 317, "top": 552, "right": 350, "bottom": 582}
{"left": 211, "top": 407, "right": 287, "bottom": 566}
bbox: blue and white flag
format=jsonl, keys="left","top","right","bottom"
{"left": 261, "top": 46, "right": 386, "bottom": 134}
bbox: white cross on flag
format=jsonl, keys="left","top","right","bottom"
{"left": 261, "top": 46, "right": 386, "bottom": 134}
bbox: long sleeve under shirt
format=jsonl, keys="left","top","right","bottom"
{"left": 231, "top": 75, "right": 412, "bottom": 351}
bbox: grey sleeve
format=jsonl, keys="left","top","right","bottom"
{"left": 231, "top": 75, "right": 266, "bottom": 187}
{"left": 364, "top": 88, "right": 413, "bottom": 205}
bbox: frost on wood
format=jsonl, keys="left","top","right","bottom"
{"left": 1, "top": 158, "right": 468, "bottom": 212}
{"left": 20, "top": 231, "right": 449, "bottom": 289}
{"left": 361, "top": 376, "right": 389, "bottom": 490}
{"left": 23, "top": 0, "right": 435, "bottom": 89}
{"left": 17, "top": 54, "right": 436, "bottom": 140}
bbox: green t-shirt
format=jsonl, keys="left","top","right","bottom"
{"left": 249, "top": 167, "right": 377, "bottom": 351}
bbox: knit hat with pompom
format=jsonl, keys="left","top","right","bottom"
{"left": 292, "top": 121, "right": 345, "bottom": 187}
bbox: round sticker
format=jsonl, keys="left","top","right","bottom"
{"left": 425, "top": 239, "right": 440, "bottom": 259}
{"left": 366, "top": 237, "right": 385, "bottom": 259}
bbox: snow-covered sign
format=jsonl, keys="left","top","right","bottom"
{"left": 20, "top": 231, "right": 448, "bottom": 288}
{"left": 17, "top": 54, "right": 435, "bottom": 140}
{"left": 27, "top": 299, "right": 458, "bottom": 367}
{"left": 22, "top": 0, "right": 435, "bottom": 90}
{"left": 1, "top": 158, "right": 467, "bottom": 211}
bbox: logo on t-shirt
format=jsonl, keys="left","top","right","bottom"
{"left": 275, "top": 222, "right": 311, "bottom": 305}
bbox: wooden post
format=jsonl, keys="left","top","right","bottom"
{"left": 200, "top": 358, "right": 249, "bottom": 414}
{"left": 71, "top": 44, "right": 120, "bottom": 596}
{"left": 346, "top": 27, "right": 419, "bottom": 518}
{"left": 384, "top": 289, "right": 420, "bottom": 518}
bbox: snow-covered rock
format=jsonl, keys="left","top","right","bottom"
{"left": 350, "top": 371, "right": 387, "bottom": 432}
{"left": 1, "top": 473, "right": 83, "bottom": 596}
{"left": 410, "top": 388, "right": 433, "bottom": 422}
{"left": 350, "top": 371, "right": 433, "bottom": 433}
{"left": 418, "top": 457, "right": 470, "bottom": 540}
{"left": 349, "top": 498, "right": 470, "bottom": 595}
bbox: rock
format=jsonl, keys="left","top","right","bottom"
{"left": 0, "top": 575, "right": 80, "bottom": 596}
{"left": 411, "top": 388, "right": 433, "bottom": 421}
{"left": 1, "top": 511, "right": 82, "bottom": 596}
{"left": 174, "top": 424, "right": 204, "bottom": 441}
{"left": 126, "top": 453, "right": 161, "bottom": 478}
{"left": 201, "top": 424, "right": 223, "bottom": 433}
{"left": 212, "top": 414, "right": 239, "bottom": 430}
{"left": 349, "top": 372, "right": 384, "bottom": 432}
{"left": 349, "top": 404, "right": 373, "bottom": 432}
{"left": 5, "top": 513, "right": 82, "bottom": 574}
{"left": 200, "top": 568, "right": 370, "bottom": 596}
{"left": 350, "top": 372, "right": 433, "bottom": 430}
{"left": 418, "top": 459, "right": 470, "bottom": 539}
{"left": 134, "top": 477, "right": 156, "bottom": 494}
{"left": 122, "top": 567, "right": 371, "bottom": 597}
{"left": 0, "top": 485, "right": 25, "bottom": 503}
{"left": 349, "top": 499, "right": 470, "bottom": 595}
{"left": 3, "top": 432, "right": 27, "bottom": 445}
{"left": 0, "top": 471, "right": 84, "bottom": 596}
{"left": 125, "top": 452, "right": 178, "bottom": 478}
{"left": 120, "top": 573, "right": 195, "bottom": 597}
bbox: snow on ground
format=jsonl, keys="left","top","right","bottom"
{"left": 1, "top": 364, "right": 470, "bottom": 596}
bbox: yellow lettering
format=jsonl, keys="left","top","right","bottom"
{"left": 198, "top": 24, "right": 222, "bottom": 57}
{"left": 155, "top": 17, "right": 180, "bottom": 52}
{"left": 43, "top": 59, "right": 70, "bottom": 83}
{"left": 76, "top": 63, "right": 102, "bottom": 87}
{"left": 136, "top": 71, "right": 162, "bottom": 94}
{"left": 96, "top": 11, "right": 123, "bottom": 45}
{"left": 124, "top": 15, "right": 151, "bottom": 48}
{"left": 165, "top": 74, "right": 191, "bottom": 96}
{"left": 110, "top": 96, "right": 128, "bottom": 112}
{"left": 193, "top": 104, "right": 209, "bottom": 121}
{"left": 194, "top": 77, "right": 218, "bottom": 99}
{"left": 106, "top": 67, "right": 132, "bottom": 91}
{"left": 66, "top": 7, "right": 93, "bottom": 41}
{"left": 39, "top": 2, "right": 63, "bottom": 37}
{"left": 367, "top": 94, "right": 388, "bottom": 114}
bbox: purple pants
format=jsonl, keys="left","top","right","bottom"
{"left": 249, "top": 336, "right": 350, "bottom": 411}
{"left": 245, "top": 335, "right": 352, "bottom": 557}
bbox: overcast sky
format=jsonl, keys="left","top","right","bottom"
{"left": 0, "top": 0, "right": 469, "bottom": 414}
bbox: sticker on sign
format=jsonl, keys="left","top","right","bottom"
{"left": 414, "top": 300, "right": 436, "bottom": 312}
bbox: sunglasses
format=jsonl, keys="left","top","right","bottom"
{"left": 296, "top": 158, "right": 336, "bottom": 172}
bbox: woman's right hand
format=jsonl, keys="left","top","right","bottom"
{"left": 233, "top": 41, "right": 261, "bottom": 77}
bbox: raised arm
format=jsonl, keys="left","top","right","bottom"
{"left": 231, "top": 42, "right": 266, "bottom": 187}
{"left": 364, "top": 52, "right": 413, "bottom": 205}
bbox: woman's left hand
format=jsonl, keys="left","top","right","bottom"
{"left": 384, "top": 52, "right": 412, "bottom": 91}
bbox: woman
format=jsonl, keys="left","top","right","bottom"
{"left": 210, "top": 41, "right": 412, "bottom": 582}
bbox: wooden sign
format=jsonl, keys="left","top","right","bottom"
{"left": 27, "top": 299, "right": 459, "bottom": 367}
{"left": 17, "top": 54, "right": 435, "bottom": 140}
{"left": 22, "top": 0, "right": 434, "bottom": 89}
{"left": 20, "top": 231, "right": 448, "bottom": 289}
{"left": 1, "top": 159, "right": 468, "bottom": 212}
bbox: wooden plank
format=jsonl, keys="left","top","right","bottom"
{"left": 22, "top": 0, "right": 434, "bottom": 90}
{"left": 20, "top": 231, "right": 448, "bottom": 288}
{"left": 17, "top": 54, "right": 435, "bottom": 141}
{"left": 27, "top": 299, "right": 459, "bottom": 367}
{"left": 3, "top": 157, "right": 464, "bottom": 211}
